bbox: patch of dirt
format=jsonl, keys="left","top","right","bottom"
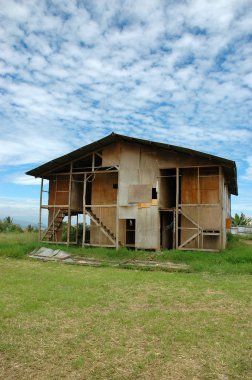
{"left": 244, "top": 240, "right": 252, "bottom": 245}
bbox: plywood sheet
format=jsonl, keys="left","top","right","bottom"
{"left": 102, "top": 142, "right": 120, "bottom": 167}
{"left": 119, "top": 206, "right": 137, "bottom": 219}
{"left": 135, "top": 207, "right": 159, "bottom": 249}
{"left": 118, "top": 142, "right": 140, "bottom": 205}
{"left": 128, "top": 184, "right": 152, "bottom": 203}
{"left": 181, "top": 206, "right": 222, "bottom": 230}
{"left": 139, "top": 147, "right": 159, "bottom": 186}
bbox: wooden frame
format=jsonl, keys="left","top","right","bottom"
{"left": 36, "top": 138, "right": 233, "bottom": 252}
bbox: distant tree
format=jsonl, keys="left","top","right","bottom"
{"left": 232, "top": 213, "right": 252, "bottom": 226}
{"left": 0, "top": 216, "right": 23, "bottom": 233}
{"left": 4, "top": 216, "right": 13, "bottom": 224}
{"left": 26, "top": 224, "right": 38, "bottom": 232}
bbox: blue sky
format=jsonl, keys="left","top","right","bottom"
{"left": 0, "top": 0, "right": 252, "bottom": 225}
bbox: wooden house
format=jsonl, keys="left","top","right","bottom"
{"left": 26, "top": 133, "right": 237, "bottom": 251}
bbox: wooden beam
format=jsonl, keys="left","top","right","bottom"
{"left": 41, "top": 205, "right": 69, "bottom": 208}
{"left": 76, "top": 214, "right": 78, "bottom": 244}
{"left": 51, "top": 169, "right": 119, "bottom": 176}
{"left": 175, "top": 167, "right": 179, "bottom": 249}
{"left": 219, "top": 166, "right": 224, "bottom": 250}
{"left": 115, "top": 173, "right": 119, "bottom": 250}
{"left": 42, "top": 150, "right": 106, "bottom": 176}
{"left": 92, "top": 153, "right": 95, "bottom": 171}
{"left": 178, "top": 204, "right": 219, "bottom": 207}
{"left": 83, "top": 243, "right": 116, "bottom": 248}
{"left": 67, "top": 163, "right": 73, "bottom": 247}
{"left": 197, "top": 167, "right": 200, "bottom": 249}
{"left": 84, "top": 204, "right": 116, "bottom": 208}
{"left": 178, "top": 248, "right": 219, "bottom": 252}
{"left": 52, "top": 175, "right": 58, "bottom": 242}
{"left": 82, "top": 173, "right": 87, "bottom": 248}
{"left": 39, "top": 178, "right": 43, "bottom": 241}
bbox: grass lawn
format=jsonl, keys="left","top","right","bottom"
{"left": 0, "top": 233, "right": 252, "bottom": 379}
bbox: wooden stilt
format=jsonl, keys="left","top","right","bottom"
{"left": 92, "top": 153, "right": 95, "bottom": 171}
{"left": 76, "top": 214, "right": 78, "bottom": 244}
{"left": 116, "top": 199, "right": 119, "bottom": 250}
{"left": 39, "top": 178, "right": 43, "bottom": 241}
{"left": 175, "top": 167, "right": 179, "bottom": 249}
{"left": 82, "top": 173, "right": 87, "bottom": 247}
{"left": 67, "top": 163, "right": 73, "bottom": 247}
{"left": 53, "top": 175, "right": 58, "bottom": 242}
{"left": 197, "top": 167, "right": 200, "bottom": 249}
{"left": 219, "top": 166, "right": 223, "bottom": 250}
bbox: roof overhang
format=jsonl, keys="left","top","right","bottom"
{"left": 26, "top": 132, "right": 238, "bottom": 195}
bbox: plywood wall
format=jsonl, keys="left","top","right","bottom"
{"left": 90, "top": 172, "right": 118, "bottom": 246}
{"left": 48, "top": 175, "right": 83, "bottom": 212}
{"left": 136, "top": 207, "right": 159, "bottom": 249}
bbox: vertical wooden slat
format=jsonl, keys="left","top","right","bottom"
{"left": 82, "top": 173, "right": 87, "bottom": 247}
{"left": 39, "top": 178, "right": 43, "bottom": 241}
{"left": 53, "top": 175, "right": 58, "bottom": 242}
{"left": 197, "top": 167, "right": 200, "bottom": 249}
{"left": 173, "top": 209, "right": 176, "bottom": 249}
{"left": 67, "top": 163, "right": 73, "bottom": 247}
{"left": 76, "top": 214, "right": 78, "bottom": 244}
{"left": 92, "top": 153, "right": 95, "bottom": 171}
{"left": 116, "top": 190, "right": 119, "bottom": 250}
{"left": 219, "top": 166, "right": 223, "bottom": 249}
{"left": 175, "top": 167, "right": 179, "bottom": 249}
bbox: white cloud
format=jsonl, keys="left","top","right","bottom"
{"left": 0, "top": 197, "right": 40, "bottom": 224}
{"left": 6, "top": 174, "right": 41, "bottom": 185}
{"left": 241, "top": 156, "right": 252, "bottom": 181}
{"left": 0, "top": 0, "right": 251, "bottom": 217}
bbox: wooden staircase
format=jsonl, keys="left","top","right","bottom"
{"left": 178, "top": 208, "right": 202, "bottom": 249}
{"left": 42, "top": 209, "right": 67, "bottom": 241}
{"left": 86, "top": 207, "right": 121, "bottom": 246}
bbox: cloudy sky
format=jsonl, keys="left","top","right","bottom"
{"left": 0, "top": 0, "right": 252, "bottom": 224}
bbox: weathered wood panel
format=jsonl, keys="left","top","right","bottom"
{"left": 102, "top": 142, "right": 120, "bottom": 167}
{"left": 135, "top": 206, "right": 159, "bottom": 249}
{"left": 118, "top": 142, "right": 140, "bottom": 205}
{"left": 90, "top": 172, "right": 118, "bottom": 245}
{"left": 128, "top": 184, "right": 152, "bottom": 203}
{"left": 119, "top": 206, "right": 137, "bottom": 219}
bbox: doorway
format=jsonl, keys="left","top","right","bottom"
{"left": 159, "top": 169, "right": 177, "bottom": 249}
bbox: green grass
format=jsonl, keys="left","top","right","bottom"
{"left": 0, "top": 232, "right": 252, "bottom": 274}
{"left": 0, "top": 233, "right": 251, "bottom": 378}
{"left": 0, "top": 258, "right": 251, "bottom": 379}
{"left": 0, "top": 232, "right": 39, "bottom": 258}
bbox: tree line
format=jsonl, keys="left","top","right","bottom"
{"left": 0, "top": 212, "right": 251, "bottom": 234}
{"left": 0, "top": 217, "right": 38, "bottom": 233}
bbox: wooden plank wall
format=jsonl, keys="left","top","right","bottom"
{"left": 48, "top": 175, "right": 83, "bottom": 212}
{"left": 180, "top": 167, "right": 222, "bottom": 249}
{"left": 90, "top": 172, "right": 118, "bottom": 246}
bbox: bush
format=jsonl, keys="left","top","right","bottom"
{"left": 0, "top": 217, "right": 23, "bottom": 233}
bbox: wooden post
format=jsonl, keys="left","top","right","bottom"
{"left": 115, "top": 172, "right": 119, "bottom": 250}
{"left": 76, "top": 214, "right": 78, "bottom": 244}
{"left": 39, "top": 178, "right": 43, "bottom": 241}
{"left": 53, "top": 175, "right": 58, "bottom": 242}
{"left": 175, "top": 167, "right": 179, "bottom": 249}
{"left": 197, "top": 167, "right": 200, "bottom": 249}
{"left": 219, "top": 166, "right": 223, "bottom": 250}
{"left": 67, "top": 163, "right": 73, "bottom": 247}
{"left": 92, "top": 153, "right": 95, "bottom": 171}
{"left": 82, "top": 173, "right": 87, "bottom": 247}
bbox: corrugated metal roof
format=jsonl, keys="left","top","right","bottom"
{"left": 26, "top": 132, "right": 238, "bottom": 195}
